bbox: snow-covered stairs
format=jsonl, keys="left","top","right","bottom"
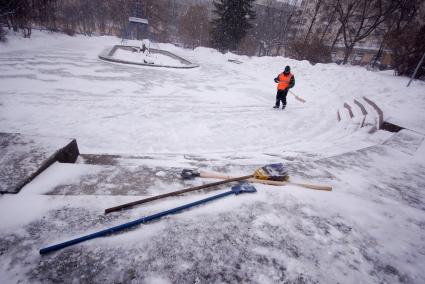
{"left": 337, "top": 96, "right": 403, "bottom": 133}
{"left": 4, "top": 132, "right": 424, "bottom": 284}
{"left": 317, "top": 129, "right": 424, "bottom": 165}
{"left": 311, "top": 129, "right": 425, "bottom": 210}
{"left": 28, "top": 151, "right": 335, "bottom": 197}
{"left": 39, "top": 162, "right": 187, "bottom": 196}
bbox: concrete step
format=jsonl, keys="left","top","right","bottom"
{"left": 382, "top": 129, "right": 425, "bottom": 156}
{"left": 29, "top": 163, "right": 187, "bottom": 196}
{"left": 0, "top": 132, "right": 79, "bottom": 194}
{"left": 23, "top": 159, "right": 335, "bottom": 197}
{"left": 316, "top": 129, "right": 424, "bottom": 167}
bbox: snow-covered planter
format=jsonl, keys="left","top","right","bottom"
{"left": 99, "top": 45, "right": 199, "bottom": 69}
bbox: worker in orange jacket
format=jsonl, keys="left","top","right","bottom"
{"left": 273, "top": 65, "right": 295, "bottom": 109}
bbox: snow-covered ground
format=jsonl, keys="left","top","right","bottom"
{"left": 0, "top": 31, "right": 424, "bottom": 283}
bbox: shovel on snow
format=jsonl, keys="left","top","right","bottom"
{"left": 289, "top": 90, "right": 306, "bottom": 103}
{"left": 104, "top": 163, "right": 288, "bottom": 214}
{"left": 40, "top": 183, "right": 257, "bottom": 255}
{"left": 181, "top": 169, "right": 332, "bottom": 191}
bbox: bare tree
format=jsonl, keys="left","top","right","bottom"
{"left": 179, "top": 5, "right": 210, "bottom": 49}
{"left": 371, "top": 0, "right": 419, "bottom": 68}
{"left": 389, "top": 24, "right": 425, "bottom": 78}
{"left": 93, "top": 0, "right": 108, "bottom": 35}
{"left": 385, "top": 0, "right": 424, "bottom": 77}
{"left": 143, "top": 0, "right": 175, "bottom": 42}
{"left": 318, "top": 0, "right": 339, "bottom": 44}
{"left": 4, "top": 0, "right": 32, "bottom": 37}
{"left": 107, "top": 0, "right": 131, "bottom": 38}
{"left": 31, "top": 0, "right": 58, "bottom": 32}
{"left": 275, "top": 0, "right": 299, "bottom": 56}
{"left": 0, "top": 1, "right": 13, "bottom": 40}
{"left": 57, "top": 0, "right": 80, "bottom": 36}
{"left": 252, "top": 0, "right": 280, "bottom": 56}
{"left": 288, "top": 35, "right": 332, "bottom": 64}
{"left": 253, "top": 0, "right": 299, "bottom": 56}
{"left": 335, "top": 0, "right": 399, "bottom": 64}
{"left": 303, "top": 0, "right": 324, "bottom": 42}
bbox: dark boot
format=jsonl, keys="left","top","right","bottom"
{"left": 273, "top": 105, "right": 279, "bottom": 109}
{"left": 282, "top": 105, "right": 286, "bottom": 110}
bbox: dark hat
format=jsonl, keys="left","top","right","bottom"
{"left": 284, "top": 65, "right": 290, "bottom": 73}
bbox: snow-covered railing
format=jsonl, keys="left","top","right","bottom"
{"left": 99, "top": 45, "right": 199, "bottom": 69}
{"left": 337, "top": 97, "right": 403, "bottom": 133}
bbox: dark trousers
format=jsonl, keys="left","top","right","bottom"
{"left": 275, "top": 89, "right": 288, "bottom": 107}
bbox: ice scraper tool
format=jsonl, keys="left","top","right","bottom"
{"left": 104, "top": 163, "right": 287, "bottom": 214}
{"left": 39, "top": 183, "right": 257, "bottom": 255}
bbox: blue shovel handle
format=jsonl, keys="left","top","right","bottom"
{"left": 40, "top": 183, "right": 256, "bottom": 255}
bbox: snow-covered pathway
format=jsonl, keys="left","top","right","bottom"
{"left": 1, "top": 32, "right": 411, "bottom": 157}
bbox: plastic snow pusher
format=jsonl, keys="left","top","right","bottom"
{"left": 40, "top": 183, "right": 257, "bottom": 255}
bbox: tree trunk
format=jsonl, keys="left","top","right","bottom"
{"left": 319, "top": 5, "right": 337, "bottom": 43}
{"left": 330, "top": 25, "right": 342, "bottom": 52}
{"left": 258, "top": 43, "right": 264, "bottom": 56}
{"left": 371, "top": 40, "right": 385, "bottom": 68}
{"left": 342, "top": 44, "right": 354, "bottom": 64}
{"left": 304, "top": 0, "right": 322, "bottom": 42}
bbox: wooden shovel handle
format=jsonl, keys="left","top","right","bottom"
{"left": 199, "top": 171, "right": 332, "bottom": 191}
{"left": 104, "top": 174, "right": 253, "bottom": 214}
{"left": 199, "top": 172, "right": 234, "bottom": 179}
{"left": 289, "top": 90, "right": 306, "bottom": 103}
{"left": 287, "top": 182, "right": 332, "bottom": 191}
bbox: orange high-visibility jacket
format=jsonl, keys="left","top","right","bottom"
{"left": 277, "top": 72, "right": 293, "bottom": 90}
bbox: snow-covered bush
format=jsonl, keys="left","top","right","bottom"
{"left": 388, "top": 24, "right": 425, "bottom": 80}
{"left": 287, "top": 36, "right": 332, "bottom": 65}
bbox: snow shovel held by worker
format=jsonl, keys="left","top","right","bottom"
{"left": 181, "top": 168, "right": 332, "bottom": 191}
{"left": 40, "top": 183, "right": 256, "bottom": 255}
{"left": 289, "top": 90, "right": 306, "bottom": 103}
{"left": 104, "top": 163, "right": 288, "bottom": 214}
